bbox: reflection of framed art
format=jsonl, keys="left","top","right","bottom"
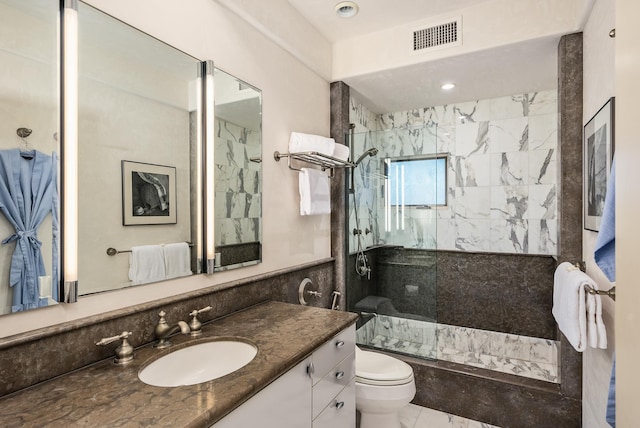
{"left": 584, "top": 97, "right": 615, "bottom": 232}
{"left": 122, "top": 160, "right": 176, "bottom": 225}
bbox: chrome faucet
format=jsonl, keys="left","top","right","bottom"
{"left": 154, "top": 310, "right": 190, "bottom": 349}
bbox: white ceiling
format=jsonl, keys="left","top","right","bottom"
{"left": 287, "top": 0, "right": 494, "bottom": 43}
{"left": 287, "top": 0, "right": 563, "bottom": 114}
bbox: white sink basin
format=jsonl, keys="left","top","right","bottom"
{"left": 138, "top": 340, "right": 258, "bottom": 387}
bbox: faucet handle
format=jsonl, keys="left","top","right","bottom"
{"left": 96, "top": 331, "right": 134, "bottom": 365}
{"left": 189, "top": 306, "right": 212, "bottom": 336}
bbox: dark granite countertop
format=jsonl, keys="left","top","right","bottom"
{"left": 0, "top": 301, "right": 358, "bottom": 427}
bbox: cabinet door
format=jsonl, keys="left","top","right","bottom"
{"left": 313, "top": 380, "right": 356, "bottom": 428}
{"left": 212, "top": 358, "right": 312, "bottom": 428}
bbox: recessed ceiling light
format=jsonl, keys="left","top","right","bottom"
{"left": 441, "top": 83, "right": 456, "bottom": 90}
{"left": 335, "top": 1, "right": 359, "bottom": 18}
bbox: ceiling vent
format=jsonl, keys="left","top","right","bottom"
{"left": 412, "top": 16, "right": 462, "bottom": 53}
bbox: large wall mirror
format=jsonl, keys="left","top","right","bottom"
{"left": 0, "top": 0, "right": 59, "bottom": 315}
{"left": 77, "top": 2, "right": 203, "bottom": 295}
{"left": 0, "top": 1, "right": 263, "bottom": 316}
{"left": 214, "top": 68, "right": 262, "bottom": 271}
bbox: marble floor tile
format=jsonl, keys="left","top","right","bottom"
{"left": 399, "top": 404, "right": 502, "bottom": 428}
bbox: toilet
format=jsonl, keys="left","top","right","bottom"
{"left": 355, "top": 346, "right": 416, "bottom": 428}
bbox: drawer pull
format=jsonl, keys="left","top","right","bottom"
{"left": 335, "top": 401, "right": 345, "bottom": 410}
{"left": 307, "top": 362, "right": 315, "bottom": 376}
{"left": 335, "top": 340, "right": 345, "bottom": 348}
{"left": 335, "top": 371, "right": 345, "bottom": 380}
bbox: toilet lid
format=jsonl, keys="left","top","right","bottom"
{"left": 356, "top": 347, "right": 414, "bottom": 386}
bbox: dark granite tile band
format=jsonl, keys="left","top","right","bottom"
{"left": 348, "top": 247, "right": 557, "bottom": 339}
{"left": 0, "top": 259, "right": 336, "bottom": 397}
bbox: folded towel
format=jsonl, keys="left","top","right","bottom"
{"left": 289, "top": 132, "right": 335, "bottom": 157}
{"left": 164, "top": 242, "right": 193, "bottom": 280}
{"left": 129, "top": 245, "right": 166, "bottom": 285}
{"left": 552, "top": 262, "right": 607, "bottom": 351}
{"left": 333, "top": 143, "right": 350, "bottom": 162}
{"left": 587, "top": 280, "right": 608, "bottom": 349}
{"left": 595, "top": 157, "right": 616, "bottom": 282}
{"left": 299, "top": 167, "right": 330, "bottom": 215}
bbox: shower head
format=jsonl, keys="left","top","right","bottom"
{"left": 354, "top": 148, "right": 378, "bottom": 166}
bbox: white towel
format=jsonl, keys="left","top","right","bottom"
{"left": 585, "top": 279, "right": 608, "bottom": 349}
{"left": 333, "top": 143, "right": 350, "bottom": 162}
{"left": 129, "top": 245, "right": 166, "bottom": 285}
{"left": 299, "top": 167, "right": 330, "bottom": 215}
{"left": 552, "top": 262, "right": 607, "bottom": 351}
{"left": 164, "top": 242, "right": 193, "bottom": 280}
{"left": 289, "top": 132, "right": 335, "bottom": 157}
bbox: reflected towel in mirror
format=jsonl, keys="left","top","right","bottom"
{"left": 164, "top": 242, "right": 192, "bottom": 280}
{"left": 129, "top": 245, "right": 166, "bottom": 285}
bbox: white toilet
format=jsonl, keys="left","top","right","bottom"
{"left": 355, "top": 346, "right": 416, "bottom": 428}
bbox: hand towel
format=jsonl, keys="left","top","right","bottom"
{"left": 164, "top": 242, "right": 193, "bottom": 280}
{"left": 299, "top": 167, "right": 330, "bottom": 215}
{"left": 129, "top": 245, "right": 166, "bottom": 285}
{"left": 552, "top": 262, "right": 604, "bottom": 352}
{"left": 289, "top": 132, "right": 336, "bottom": 157}
{"left": 332, "top": 143, "right": 350, "bottom": 162}
{"left": 594, "top": 157, "right": 616, "bottom": 282}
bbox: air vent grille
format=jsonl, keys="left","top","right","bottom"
{"left": 412, "top": 18, "right": 461, "bottom": 51}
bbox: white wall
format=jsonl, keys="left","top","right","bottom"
{"left": 333, "top": 0, "right": 587, "bottom": 81}
{"left": 582, "top": 0, "right": 616, "bottom": 426}
{"left": 615, "top": 0, "right": 640, "bottom": 424}
{"left": 0, "top": 0, "right": 332, "bottom": 337}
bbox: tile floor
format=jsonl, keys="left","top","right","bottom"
{"left": 399, "top": 404, "right": 501, "bottom": 428}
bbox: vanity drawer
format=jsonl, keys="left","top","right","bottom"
{"left": 310, "top": 325, "right": 355, "bottom": 385}
{"left": 312, "top": 379, "right": 356, "bottom": 428}
{"left": 312, "top": 352, "right": 355, "bottom": 419}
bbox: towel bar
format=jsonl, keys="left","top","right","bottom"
{"left": 585, "top": 284, "right": 616, "bottom": 301}
{"left": 274, "top": 150, "right": 355, "bottom": 177}
{"left": 107, "top": 243, "right": 194, "bottom": 256}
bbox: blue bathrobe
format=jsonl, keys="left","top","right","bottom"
{"left": 0, "top": 149, "right": 58, "bottom": 312}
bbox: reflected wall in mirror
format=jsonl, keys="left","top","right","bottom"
{"left": 77, "top": 2, "right": 202, "bottom": 295}
{"left": 213, "top": 68, "right": 262, "bottom": 270}
{"left": 0, "top": 0, "right": 59, "bottom": 314}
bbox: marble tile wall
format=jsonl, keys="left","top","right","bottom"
{"left": 356, "top": 314, "right": 560, "bottom": 384}
{"left": 349, "top": 91, "right": 558, "bottom": 256}
{"left": 214, "top": 118, "right": 261, "bottom": 246}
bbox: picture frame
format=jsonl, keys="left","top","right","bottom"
{"left": 122, "top": 160, "right": 177, "bottom": 225}
{"left": 583, "top": 97, "right": 615, "bottom": 232}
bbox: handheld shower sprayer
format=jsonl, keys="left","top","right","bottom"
{"left": 354, "top": 148, "right": 379, "bottom": 166}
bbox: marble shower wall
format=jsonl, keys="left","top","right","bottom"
{"left": 214, "top": 118, "right": 261, "bottom": 246}
{"left": 348, "top": 91, "right": 558, "bottom": 256}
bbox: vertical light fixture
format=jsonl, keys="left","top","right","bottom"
{"left": 202, "top": 60, "right": 216, "bottom": 273}
{"left": 60, "top": 0, "right": 78, "bottom": 302}
{"left": 195, "top": 64, "right": 204, "bottom": 273}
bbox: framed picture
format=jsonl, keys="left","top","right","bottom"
{"left": 584, "top": 97, "right": 615, "bottom": 232}
{"left": 122, "top": 160, "right": 177, "bottom": 225}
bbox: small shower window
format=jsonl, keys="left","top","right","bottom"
{"left": 385, "top": 155, "right": 447, "bottom": 207}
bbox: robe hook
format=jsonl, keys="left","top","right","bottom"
{"left": 16, "top": 127, "right": 32, "bottom": 139}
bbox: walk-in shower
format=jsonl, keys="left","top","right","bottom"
{"left": 347, "top": 124, "right": 441, "bottom": 360}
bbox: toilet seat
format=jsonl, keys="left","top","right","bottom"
{"left": 356, "top": 347, "right": 414, "bottom": 386}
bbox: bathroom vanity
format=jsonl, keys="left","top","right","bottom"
{"left": 0, "top": 302, "right": 357, "bottom": 427}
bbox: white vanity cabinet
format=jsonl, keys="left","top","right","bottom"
{"left": 310, "top": 325, "right": 356, "bottom": 427}
{"left": 211, "top": 357, "right": 312, "bottom": 428}
{"left": 211, "top": 325, "right": 356, "bottom": 428}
